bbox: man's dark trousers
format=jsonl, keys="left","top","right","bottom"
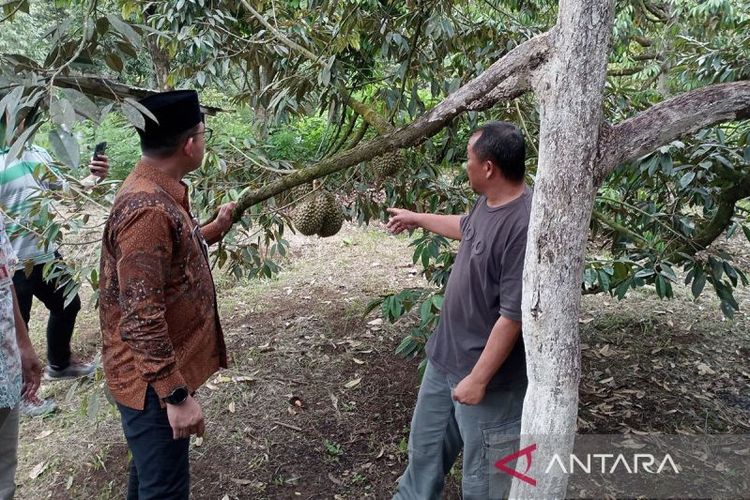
{"left": 12, "top": 259, "right": 81, "bottom": 369}
{"left": 117, "top": 386, "right": 190, "bottom": 500}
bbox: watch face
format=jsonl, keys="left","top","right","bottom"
{"left": 167, "top": 386, "right": 189, "bottom": 404}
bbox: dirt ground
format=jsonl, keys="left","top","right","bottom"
{"left": 13, "top": 222, "right": 750, "bottom": 499}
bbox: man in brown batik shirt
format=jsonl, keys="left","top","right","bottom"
{"left": 99, "top": 90, "right": 236, "bottom": 499}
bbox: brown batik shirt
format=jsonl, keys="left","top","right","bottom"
{"left": 99, "top": 161, "right": 226, "bottom": 410}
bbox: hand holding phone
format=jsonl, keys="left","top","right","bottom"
{"left": 89, "top": 141, "right": 109, "bottom": 178}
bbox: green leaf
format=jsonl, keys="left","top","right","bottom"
{"left": 742, "top": 225, "right": 750, "bottom": 244}
{"left": 723, "top": 262, "right": 738, "bottom": 287}
{"left": 4, "top": 122, "right": 41, "bottom": 166}
{"left": 49, "top": 97, "right": 76, "bottom": 127}
{"left": 655, "top": 275, "right": 667, "bottom": 298}
{"left": 709, "top": 257, "right": 723, "bottom": 282}
{"left": 124, "top": 97, "right": 159, "bottom": 125}
{"left": 87, "top": 392, "right": 100, "bottom": 421}
{"left": 419, "top": 299, "right": 432, "bottom": 324}
{"left": 121, "top": 101, "right": 145, "bottom": 131}
{"left": 660, "top": 154, "right": 673, "bottom": 175}
{"left": 431, "top": 294, "right": 444, "bottom": 310}
{"left": 612, "top": 261, "right": 630, "bottom": 280}
{"left": 0, "top": 85, "right": 25, "bottom": 135}
{"left": 96, "top": 16, "right": 110, "bottom": 35}
{"left": 48, "top": 128, "right": 80, "bottom": 168}
{"left": 62, "top": 88, "right": 100, "bottom": 122}
{"left": 679, "top": 171, "right": 695, "bottom": 188}
{"left": 597, "top": 269, "right": 610, "bottom": 291}
{"left": 720, "top": 300, "right": 735, "bottom": 319}
{"left": 727, "top": 222, "right": 738, "bottom": 239}
{"left": 106, "top": 13, "right": 141, "bottom": 48}
{"left": 104, "top": 52, "right": 123, "bottom": 73}
{"left": 735, "top": 268, "right": 749, "bottom": 286}
{"left": 691, "top": 270, "right": 706, "bottom": 298}
{"left": 395, "top": 335, "right": 417, "bottom": 357}
{"left": 659, "top": 263, "right": 677, "bottom": 282}
{"left": 614, "top": 279, "right": 631, "bottom": 300}
{"left": 634, "top": 268, "right": 654, "bottom": 279}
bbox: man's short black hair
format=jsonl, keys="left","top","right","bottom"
{"left": 471, "top": 121, "right": 526, "bottom": 182}
{"left": 140, "top": 123, "right": 201, "bottom": 158}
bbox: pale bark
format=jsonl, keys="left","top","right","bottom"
{"left": 512, "top": 0, "right": 615, "bottom": 497}
{"left": 599, "top": 81, "right": 750, "bottom": 178}
{"left": 146, "top": 37, "right": 172, "bottom": 90}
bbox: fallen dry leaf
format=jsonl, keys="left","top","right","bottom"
{"left": 344, "top": 377, "right": 362, "bottom": 389}
{"left": 35, "top": 429, "right": 54, "bottom": 440}
{"left": 29, "top": 461, "right": 47, "bottom": 480}
{"left": 696, "top": 363, "right": 716, "bottom": 376}
{"left": 231, "top": 478, "right": 254, "bottom": 485}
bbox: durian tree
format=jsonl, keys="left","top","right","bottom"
{"left": 1, "top": 0, "right": 750, "bottom": 496}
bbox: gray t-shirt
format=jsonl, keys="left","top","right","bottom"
{"left": 426, "top": 187, "right": 532, "bottom": 389}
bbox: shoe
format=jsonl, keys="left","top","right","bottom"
{"left": 44, "top": 360, "right": 96, "bottom": 380}
{"left": 19, "top": 397, "right": 57, "bottom": 417}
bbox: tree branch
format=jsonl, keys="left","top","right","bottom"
{"left": 640, "top": 0, "right": 669, "bottom": 22}
{"left": 607, "top": 66, "right": 646, "bottom": 77}
{"left": 240, "top": 0, "right": 320, "bottom": 64}
{"left": 50, "top": 74, "right": 224, "bottom": 115}
{"left": 592, "top": 208, "right": 648, "bottom": 245}
{"left": 633, "top": 35, "right": 654, "bottom": 47}
{"left": 598, "top": 81, "right": 750, "bottom": 180}
{"left": 224, "top": 29, "right": 553, "bottom": 221}
{"left": 666, "top": 173, "right": 750, "bottom": 260}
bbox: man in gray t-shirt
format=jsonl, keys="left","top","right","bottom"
{"left": 388, "top": 121, "right": 530, "bottom": 499}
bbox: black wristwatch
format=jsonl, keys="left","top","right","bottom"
{"left": 162, "top": 385, "right": 189, "bottom": 405}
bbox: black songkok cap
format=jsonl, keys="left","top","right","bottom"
{"left": 136, "top": 90, "right": 202, "bottom": 140}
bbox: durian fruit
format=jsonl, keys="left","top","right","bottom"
{"left": 292, "top": 189, "right": 345, "bottom": 237}
{"left": 372, "top": 149, "right": 404, "bottom": 178}
{"left": 292, "top": 195, "right": 325, "bottom": 235}
{"left": 317, "top": 192, "right": 344, "bottom": 238}
{"left": 281, "top": 183, "right": 310, "bottom": 205}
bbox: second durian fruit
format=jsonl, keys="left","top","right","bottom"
{"left": 371, "top": 149, "right": 404, "bottom": 178}
{"left": 292, "top": 190, "right": 344, "bottom": 237}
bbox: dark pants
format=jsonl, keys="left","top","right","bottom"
{"left": 12, "top": 260, "right": 81, "bottom": 369}
{"left": 117, "top": 386, "right": 190, "bottom": 500}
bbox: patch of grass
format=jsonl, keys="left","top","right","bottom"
{"left": 324, "top": 439, "right": 343, "bottom": 458}
{"left": 350, "top": 472, "right": 368, "bottom": 485}
{"left": 272, "top": 474, "right": 300, "bottom": 487}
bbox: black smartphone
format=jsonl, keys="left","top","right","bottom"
{"left": 93, "top": 141, "right": 107, "bottom": 160}
{"left": 92, "top": 142, "right": 107, "bottom": 174}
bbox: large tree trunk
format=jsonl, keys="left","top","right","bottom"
{"left": 512, "top": 1, "right": 615, "bottom": 497}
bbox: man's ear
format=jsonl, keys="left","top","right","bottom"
{"left": 183, "top": 136, "right": 195, "bottom": 157}
{"left": 484, "top": 160, "right": 495, "bottom": 179}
